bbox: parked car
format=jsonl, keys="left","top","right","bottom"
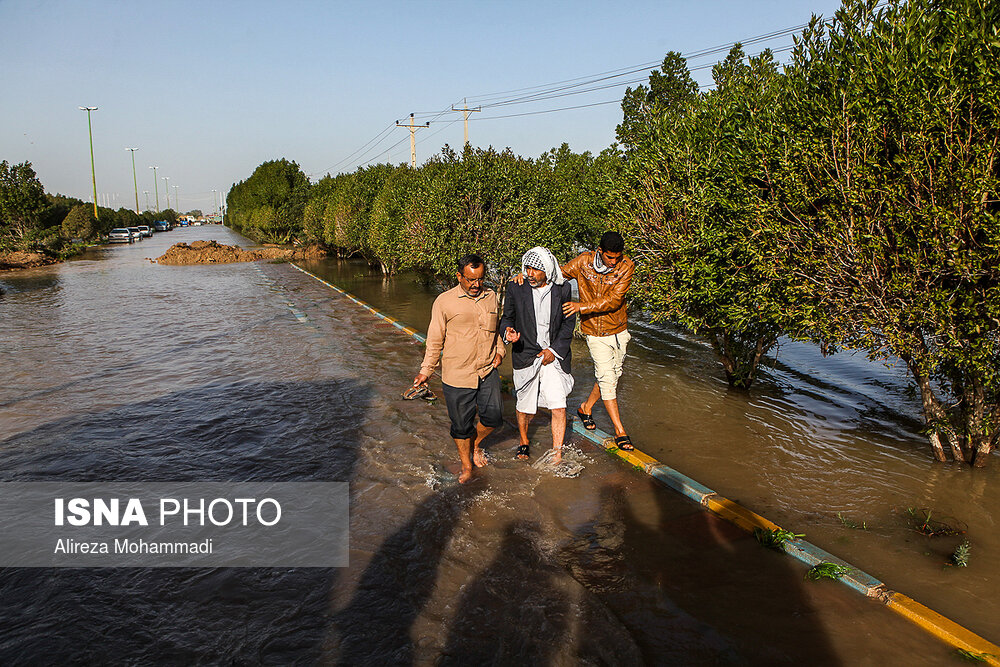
{"left": 108, "top": 228, "right": 134, "bottom": 243}
{"left": 137, "top": 225, "right": 153, "bottom": 238}
{"left": 153, "top": 221, "right": 169, "bottom": 232}
{"left": 127, "top": 226, "right": 143, "bottom": 241}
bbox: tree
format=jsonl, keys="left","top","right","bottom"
{"left": 616, "top": 46, "right": 786, "bottom": 388}
{"left": 617, "top": 52, "right": 699, "bottom": 152}
{"left": 60, "top": 205, "right": 96, "bottom": 240}
{"left": 227, "top": 159, "right": 310, "bottom": 243}
{"left": 0, "top": 160, "right": 47, "bottom": 247}
{"left": 767, "top": 0, "right": 1000, "bottom": 464}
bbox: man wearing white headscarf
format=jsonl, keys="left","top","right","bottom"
{"left": 498, "top": 247, "right": 576, "bottom": 464}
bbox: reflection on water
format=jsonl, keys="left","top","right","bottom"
{"left": 0, "top": 234, "right": 971, "bottom": 661}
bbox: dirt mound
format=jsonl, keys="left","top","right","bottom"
{"left": 0, "top": 251, "right": 57, "bottom": 272}
{"left": 155, "top": 241, "right": 327, "bottom": 265}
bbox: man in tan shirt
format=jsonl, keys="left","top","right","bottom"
{"left": 413, "top": 253, "right": 505, "bottom": 483}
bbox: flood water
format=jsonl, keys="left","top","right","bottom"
{"left": 0, "top": 225, "right": 988, "bottom": 664}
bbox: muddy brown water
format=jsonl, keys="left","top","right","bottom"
{"left": 0, "top": 226, "right": 987, "bottom": 664}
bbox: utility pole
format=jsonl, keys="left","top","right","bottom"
{"left": 125, "top": 148, "right": 140, "bottom": 213}
{"left": 162, "top": 176, "right": 170, "bottom": 210}
{"left": 451, "top": 98, "right": 481, "bottom": 147}
{"left": 396, "top": 113, "right": 429, "bottom": 168}
{"left": 172, "top": 185, "right": 179, "bottom": 214}
{"left": 143, "top": 190, "right": 150, "bottom": 211}
{"left": 212, "top": 189, "right": 219, "bottom": 218}
{"left": 79, "top": 106, "right": 99, "bottom": 219}
{"left": 149, "top": 166, "right": 160, "bottom": 212}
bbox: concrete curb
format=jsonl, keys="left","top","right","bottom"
{"left": 288, "top": 261, "right": 1000, "bottom": 662}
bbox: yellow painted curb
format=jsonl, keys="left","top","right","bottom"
{"left": 885, "top": 593, "right": 1000, "bottom": 664}
{"left": 603, "top": 440, "right": 660, "bottom": 470}
{"left": 703, "top": 495, "right": 782, "bottom": 534}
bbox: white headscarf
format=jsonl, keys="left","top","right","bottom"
{"left": 520, "top": 246, "right": 564, "bottom": 286}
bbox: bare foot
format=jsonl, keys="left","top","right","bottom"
{"left": 550, "top": 448, "right": 563, "bottom": 465}
{"left": 459, "top": 467, "right": 474, "bottom": 484}
{"left": 473, "top": 447, "right": 488, "bottom": 468}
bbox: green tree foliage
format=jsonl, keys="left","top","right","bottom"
{"left": 616, "top": 46, "right": 784, "bottom": 388}
{"left": 226, "top": 159, "right": 309, "bottom": 243}
{"left": 765, "top": 0, "right": 1000, "bottom": 464}
{"left": 0, "top": 160, "right": 47, "bottom": 248}
{"left": 617, "top": 52, "right": 700, "bottom": 152}
{"left": 61, "top": 205, "right": 96, "bottom": 240}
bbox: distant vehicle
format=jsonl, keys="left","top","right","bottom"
{"left": 127, "top": 226, "right": 143, "bottom": 241}
{"left": 178, "top": 220, "right": 189, "bottom": 227}
{"left": 108, "top": 228, "right": 134, "bottom": 244}
{"left": 153, "top": 221, "right": 169, "bottom": 232}
{"left": 137, "top": 225, "right": 152, "bottom": 238}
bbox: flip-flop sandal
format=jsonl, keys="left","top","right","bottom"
{"left": 402, "top": 384, "right": 430, "bottom": 400}
{"left": 576, "top": 409, "right": 597, "bottom": 430}
{"left": 614, "top": 435, "right": 634, "bottom": 451}
{"left": 516, "top": 444, "right": 530, "bottom": 460}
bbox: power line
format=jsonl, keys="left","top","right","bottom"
{"left": 320, "top": 8, "right": 879, "bottom": 176}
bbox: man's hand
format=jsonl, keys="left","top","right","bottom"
{"left": 537, "top": 349, "right": 556, "bottom": 366}
{"left": 504, "top": 327, "right": 520, "bottom": 343}
{"left": 562, "top": 301, "right": 583, "bottom": 316}
{"left": 412, "top": 373, "right": 429, "bottom": 386}
{"left": 511, "top": 272, "right": 525, "bottom": 285}
{"left": 492, "top": 352, "right": 503, "bottom": 368}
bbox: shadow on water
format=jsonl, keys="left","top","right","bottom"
{"left": 0, "top": 379, "right": 371, "bottom": 665}
{"left": 438, "top": 521, "right": 570, "bottom": 666}
{"left": 559, "top": 477, "right": 841, "bottom": 666}
{"left": 334, "top": 484, "right": 474, "bottom": 665}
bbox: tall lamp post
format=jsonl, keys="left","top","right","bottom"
{"left": 125, "top": 148, "right": 139, "bottom": 214}
{"left": 162, "top": 176, "right": 170, "bottom": 210}
{"left": 79, "top": 106, "right": 99, "bottom": 219}
{"left": 143, "top": 190, "right": 150, "bottom": 211}
{"left": 212, "top": 189, "right": 219, "bottom": 219}
{"left": 172, "top": 185, "right": 179, "bottom": 215}
{"left": 149, "top": 166, "right": 160, "bottom": 212}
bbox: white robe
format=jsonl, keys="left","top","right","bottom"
{"left": 512, "top": 284, "right": 574, "bottom": 414}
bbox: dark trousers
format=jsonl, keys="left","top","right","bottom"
{"left": 441, "top": 369, "right": 503, "bottom": 439}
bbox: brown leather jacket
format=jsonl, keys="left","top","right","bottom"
{"left": 561, "top": 250, "right": 634, "bottom": 336}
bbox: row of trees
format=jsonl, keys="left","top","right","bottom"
{"left": 226, "top": 0, "right": 998, "bottom": 466}
{"left": 619, "top": 0, "right": 999, "bottom": 465}
{"left": 0, "top": 160, "right": 179, "bottom": 255}
{"left": 227, "top": 145, "right": 617, "bottom": 285}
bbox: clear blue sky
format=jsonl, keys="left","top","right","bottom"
{"left": 0, "top": 0, "right": 843, "bottom": 214}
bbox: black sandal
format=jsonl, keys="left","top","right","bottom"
{"left": 614, "top": 435, "right": 634, "bottom": 451}
{"left": 577, "top": 409, "right": 597, "bottom": 430}
{"left": 516, "top": 444, "right": 530, "bottom": 460}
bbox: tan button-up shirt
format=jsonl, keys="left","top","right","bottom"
{"left": 420, "top": 285, "right": 505, "bottom": 389}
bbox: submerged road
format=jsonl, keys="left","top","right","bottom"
{"left": 0, "top": 227, "right": 955, "bottom": 664}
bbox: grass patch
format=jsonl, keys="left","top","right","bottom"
{"left": 837, "top": 512, "right": 868, "bottom": 530}
{"left": 753, "top": 527, "right": 804, "bottom": 550}
{"left": 951, "top": 539, "right": 971, "bottom": 567}
{"left": 805, "top": 562, "right": 852, "bottom": 581}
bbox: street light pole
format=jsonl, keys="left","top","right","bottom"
{"left": 125, "top": 148, "right": 139, "bottom": 214}
{"left": 162, "top": 176, "right": 170, "bottom": 210}
{"left": 212, "top": 189, "right": 219, "bottom": 218}
{"left": 143, "top": 190, "right": 150, "bottom": 211}
{"left": 149, "top": 166, "right": 160, "bottom": 212}
{"left": 172, "top": 185, "right": 179, "bottom": 214}
{"left": 79, "top": 106, "right": 99, "bottom": 219}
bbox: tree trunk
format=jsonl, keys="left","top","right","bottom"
{"left": 902, "top": 354, "right": 952, "bottom": 462}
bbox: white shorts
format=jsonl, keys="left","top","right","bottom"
{"left": 586, "top": 330, "right": 630, "bottom": 400}
{"left": 513, "top": 356, "right": 574, "bottom": 414}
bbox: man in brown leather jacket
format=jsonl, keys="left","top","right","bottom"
{"left": 560, "top": 231, "right": 635, "bottom": 450}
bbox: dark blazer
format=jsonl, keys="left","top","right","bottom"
{"left": 498, "top": 280, "right": 575, "bottom": 374}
